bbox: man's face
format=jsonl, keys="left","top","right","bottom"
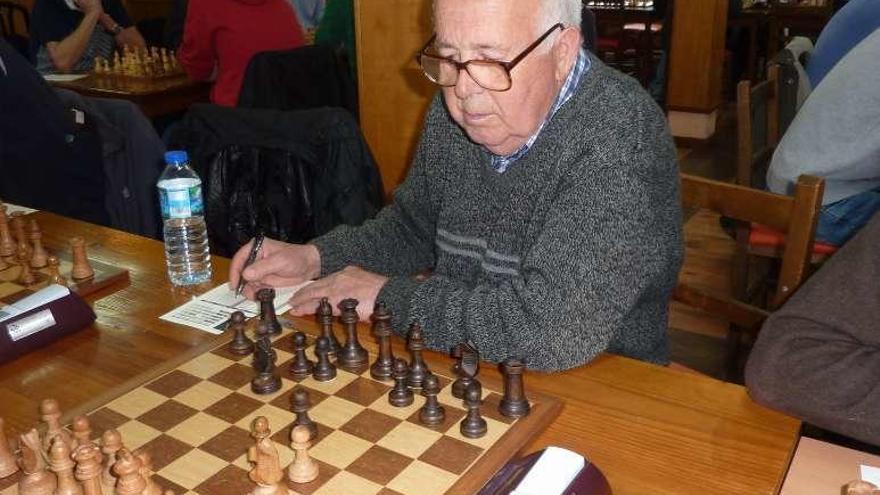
{"left": 434, "top": 0, "right": 564, "bottom": 156}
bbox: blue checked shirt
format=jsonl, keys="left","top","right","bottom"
{"left": 491, "top": 48, "right": 590, "bottom": 173}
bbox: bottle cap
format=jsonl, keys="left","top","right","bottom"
{"left": 164, "top": 150, "right": 188, "bottom": 165}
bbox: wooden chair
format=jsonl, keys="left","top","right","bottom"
{"left": 675, "top": 173, "right": 824, "bottom": 379}
{"left": 0, "top": 1, "right": 29, "bottom": 59}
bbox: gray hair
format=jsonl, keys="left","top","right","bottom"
{"left": 539, "top": 0, "right": 583, "bottom": 31}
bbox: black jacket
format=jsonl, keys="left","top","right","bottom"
{"left": 170, "top": 104, "right": 383, "bottom": 257}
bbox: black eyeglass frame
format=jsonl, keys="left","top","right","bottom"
{"left": 415, "top": 23, "right": 565, "bottom": 92}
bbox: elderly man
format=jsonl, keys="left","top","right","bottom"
{"left": 229, "top": 0, "right": 683, "bottom": 371}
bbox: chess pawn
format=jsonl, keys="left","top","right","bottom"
{"left": 0, "top": 203, "right": 15, "bottom": 259}
{"left": 312, "top": 336, "right": 336, "bottom": 382}
{"left": 290, "top": 388, "right": 318, "bottom": 441}
{"left": 40, "top": 398, "right": 72, "bottom": 452}
{"left": 70, "top": 236, "right": 95, "bottom": 280}
{"left": 388, "top": 358, "right": 414, "bottom": 407}
{"left": 419, "top": 374, "right": 445, "bottom": 426}
{"left": 47, "top": 256, "right": 68, "bottom": 286}
{"left": 460, "top": 382, "right": 487, "bottom": 439}
{"left": 73, "top": 443, "right": 104, "bottom": 495}
{"left": 94, "top": 56, "right": 104, "bottom": 74}
{"left": 71, "top": 415, "right": 92, "bottom": 448}
{"left": 16, "top": 247, "right": 36, "bottom": 286}
{"left": 18, "top": 429, "right": 57, "bottom": 495}
{"left": 100, "top": 428, "right": 123, "bottom": 488}
{"left": 289, "top": 332, "right": 314, "bottom": 378}
{"left": 49, "top": 434, "right": 83, "bottom": 495}
{"left": 114, "top": 448, "right": 147, "bottom": 495}
{"left": 227, "top": 311, "right": 254, "bottom": 356}
{"left": 287, "top": 425, "right": 318, "bottom": 484}
{"left": 0, "top": 417, "right": 19, "bottom": 478}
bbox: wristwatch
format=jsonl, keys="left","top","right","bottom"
{"left": 109, "top": 23, "right": 123, "bottom": 35}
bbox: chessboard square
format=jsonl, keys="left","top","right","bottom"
{"left": 447, "top": 415, "right": 509, "bottom": 450}
{"left": 0, "top": 470, "right": 21, "bottom": 491}
{"left": 312, "top": 470, "right": 383, "bottom": 495}
{"left": 145, "top": 369, "right": 203, "bottom": 397}
{"left": 173, "top": 380, "right": 233, "bottom": 411}
{"left": 138, "top": 433, "right": 195, "bottom": 471}
{"left": 137, "top": 399, "right": 199, "bottom": 432}
{"left": 308, "top": 395, "right": 365, "bottom": 429}
{"left": 116, "top": 420, "right": 162, "bottom": 450}
{"left": 192, "top": 464, "right": 253, "bottom": 495}
{"left": 208, "top": 362, "right": 255, "bottom": 390}
{"left": 436, "top": 382, "right": 467, "bottom": 411}
{"left": 197, "top": 424, "right": 252, "bottom": 462}
{"left": 105, "top": 387, "right": 169, "bottom": 418}
{"left": 153, "top": 474, "right": 188, "bottom": 495}
{"left": 335, "top": 377, "right": 393, "bottom": 407}
{"left": 233, "top": 403, "right": 296, "bottom": 435}
{"left": 367, "top": 393, "right": 424, "bottom": 420}
{"left": 377, "top": 489, "right": 406, "bottom": 495}
{"left": 166, "top": 412, "right": 231, "bottom": 447}
{"left": 268, "top": 385, "right": 330, "bottom": 413}
{"left": 346, "top": 445, "right": 414, "bottom": 486}
{"left": 210, "top": 344, "right": 252, "bottom": 362}
{"left": 278, "top": 358, "right": 313, "bottom": 383}
{"left": 178, "top": 351, "right": 236, "bottom": 379}
{"left": 481, "top": 392, "right": 517, "bottom": 425}
{"left": 418, "top": 436, "right": 484, "bottom": 475}
{"left": 308, "top": 430, "right": 373, "bottom": 470}
{"left": 340, "top": 409, "right": 401, "bottom": 443}
{"left": 297, "top": 369, "right": 359, "bottom": 395}
{"left": 376, "top": 421, "right": 443, "bottom": 459}
{"left": 236, "top": 376, "right": 297, "bottom": 402}
{"left": 204, "top": 392, "right": 264, "bottom": 423}
{"left": 386, "top": 460, "right": 458, "bottom": 495}
{"left": 86, "top": 406, "right": 130, "bottom": 434}
{"left": 159, "top": 448, "right": 229, "bottom": 490}
{"left": 282, "top": 458, "right": 339, "bottom": 495}
{"left": 405, "top": 404, "right": 466, "bottom": 435}
{"left": 275, "top": 348, "right": 294, "bottom": 364}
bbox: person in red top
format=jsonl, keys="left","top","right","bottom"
{"left": 178, "top": 0, "right": 306, "bottom": 107}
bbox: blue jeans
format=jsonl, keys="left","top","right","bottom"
{"left": 817, "top": 187, "right": 880, "bottom": 246}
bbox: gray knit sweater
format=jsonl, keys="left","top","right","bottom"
{"left": 312, "top": 57, "right": 683, "bottom": 371}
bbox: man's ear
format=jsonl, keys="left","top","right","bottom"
{"left": 552, "top": 27, "right": 582, "bottom": 82}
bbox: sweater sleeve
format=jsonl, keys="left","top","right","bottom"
{"left": 177, "top": 0, "right": 215, "bottom": 81}
{"left": 378, "top": 109, "right": 683, "bottom": 372}
{"left": 745, "top": 213, "right": 880, "bottom": 446}
{"left": 310, "top": 96, "right": 446, "bottom": 277}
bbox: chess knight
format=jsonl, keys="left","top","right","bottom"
{"left": 248, "top": 417, "right": 289, "bottom": 495}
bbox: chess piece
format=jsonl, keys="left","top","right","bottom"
{"left": 49, "top": 434, "right": 83, "bottom": 495}
{"left": 460, "top": 382, "right": 487, "bottom": 439}
{"left": 290, "top": 388, "right": 318, "bottom": 441}
{"left": 846, "top": 480, "right": 880, "bottom": 495}
{"left": 114, "top": 448, "right": 146, "bottom": 495}
{"left": 71, "top": 415, "right": 92, "bottom": 447}
{"left": 40, "top": 398, "right": 72, "bottom": 451}
{"left": 369, "top": 302, "right": 395, "bottom": 381}
{"left": 0, "top": 417, "right": 19, "bottom": 478}
{"left": 72, "top": 443, "right": 104, "bottom": 495}
{"left": 9, "top": 211, "right": 26, "bottom": 245}
{"left": 257, "top": 288, "right": 282, "bottom": 335}
{"left": 100, "top": 429, "right": 123, "bottom": 488}
{"left": 289, "top": 332, "right": 314, "bottom": 378}
{"left": 498, "top": 358, "right": 531, "bottom": 418}
{"left": 70, "top": 237, "right": 95, "bottom": 280}
{"left": 227, "top": 311, "right": 254, "bottom": 356}
{"left": 419, "top": 373, "right": 445, "bottom": 426}
{"left": 251, "top": 321, "right": 282, "bottom": 394}
{"left": 18, "top": 429, "right": 57, "bottom": 495}
{"left": 0, "top": 204, "right": 15, "bottom": 261}
{"left": 247, "top": 417, "right": 288, "bottom": 495}
{"left": 133, "top": 450, "right": 163, "bottom": 495}
{"left": 28, "top": 220, "right": 48, "bottom": 268}
{"left": 337, "top": 298, "right": 368, "bottom": 372}
{"left": 17, "top": 247, "right": 37, "bottom": 286}
{"left": 316, "top": 298, "right": 341, "bottom": 356}
{"left": 388, "top": 358, "right": 413, "bottom": 407}
{"left": 451, "top": 342, "right": 480, "bottom": 399}
{"left": 287, "top": 425, "right": 318, "bottom": 484}
{"left": 312, "top": 336, "right": 337, "bottom": 382}
{"left": 47, "top": 256, "right": 68, "bottom": 286}
{"left": 406, "top": 323, "right": 430, "bottom": 389}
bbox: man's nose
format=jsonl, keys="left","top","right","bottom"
{"left": 453, "top": 67, "right": 483, "bottom": 100}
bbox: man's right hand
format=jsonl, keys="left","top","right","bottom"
{"left": 75, "top": 0, "right": 103, "bottom": 15}
{"left": 228, "top": 238, "right": 321, "bottom": 299}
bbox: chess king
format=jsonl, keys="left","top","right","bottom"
{"left": 229, "top": 0, "right": 682, "bottom": 373}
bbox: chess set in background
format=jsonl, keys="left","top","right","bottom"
{"left": 0, "top": 291, "right": 560, "bottom": 495}
{"left": 92, "top": 46, "right": 184, "bottom": 79}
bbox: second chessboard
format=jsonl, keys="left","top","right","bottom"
{"left": 93, "top": 46, "right": 185, "bottom": 79}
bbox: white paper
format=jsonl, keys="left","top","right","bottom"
{"left": 198, "top": 281, "right": 312, "bottom": 316}
{"left": 0, "top": 284, "right": 70, "bottom": 323}
{"left": 43, "top": 74, "right": 88, "bottom": 82}
{"left": 512, "top": 446, "right": 585, "bottom": 495}
{"left": 861, "top": 465, "right": 880, "bottom": 486}
{"left": 4, "top": 202, "right": 38, "bottom": 215}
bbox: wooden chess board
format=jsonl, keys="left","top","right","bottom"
{"left": 0, "top": 320, "right": 561, "bottom": 495}
{"left": 0, "top": 256, "right": 129, "bottom": 304}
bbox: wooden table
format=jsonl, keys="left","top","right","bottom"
{"left": 49, "top": 73, "right": 210, "bottom": 118}
{"left": 0, "top": 211, "right": 802, "bottom": 495}
{"left": 780, "top": 437, "right": 880, "bottom": 494}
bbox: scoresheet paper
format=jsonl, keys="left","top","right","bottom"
{"left": 159, "top": 281, "right": 312, "bottom": 334}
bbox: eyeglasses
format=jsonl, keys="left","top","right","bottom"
{"left": 416, "top": 23, "right": 564, "bottom": 92}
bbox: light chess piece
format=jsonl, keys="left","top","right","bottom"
{"left": 71, "top": 415, "right": 92, "bottom": 448}
{"left": 114, "top": 448, "right": 147, "bottom": 495}
{"left": 18, "top": 428, "right": 57, "bottom": 495}
{"left": 0, "top": 417, "right": 19, "bottom": 478}
{"left": 73, "top": 443, "right": 104, "bottom": 495}
{"left": 17, "top": 247, "right": 37, "bottom": 286}
{"left": 40, "top": 398, "right": 72, "bottom": 451}
{"left": 70, "top": 236, "right": 95, "bottom": 280}
{"left": 134, "top": 450, "right": 164, "bottom": 495}
{"left": 247, "top": 417, "right": 288, "bottom": 495}
{"left": 101, "top": 429, "right": 123, "bottom": 488}
{"left": 49, "top": 434, "right": 82, "bottom": 495}
{"left": 846, "top": 480, "right": 880, "bottom": 495}
{"left": 0, "top": 203, "right": 16, "bottom": 260}
{"left": 27, "top": 220, "right": 48, "bottom": 268}
{"left": 47, "top": 256, "right": 68, "bottom": 286}
{"left": 287, "top": 425, "right": 318, "bottom": 484}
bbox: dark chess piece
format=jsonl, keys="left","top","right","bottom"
{"left": 337, "top": 298, "right": 368, "bottom": 373}
{"left": 290, "top": 388, "right": 319, "bottom": 441}
{"left": 227, "top": 311, "right": 254, "bottom": 356}
{"left": 251, "top": 320, "right": 282, "bottom": 394}
{"left": 289, "top": 331, "right": 314, "bottom": 378}
{"left": 370, "top": 302, "right": 395, "bottom": 381}
{"left": 388, "top": 358, "right": 414, "bottom": 407}
{"left": 406, "top": 323, "right": 430, "bottom": 389}
{"left": 499, "top": 358, "right": 531, "bottom": 418}
{"left": 312, "top": 336, "right": 337, "bottom": 382}
{"left": 419, "top": 373, "right": 445, "bottom": 426}
{"left": 257, "top": 288, "right": 282, "bottom": 335}
{"left": 460, "top": 381, "right": 487, "bottom": 439}
{"left": 451, "top": 341, "right": 480, "bottom": 399}
{"left": 317, "top": 298, "right": 341, "bottom": 356}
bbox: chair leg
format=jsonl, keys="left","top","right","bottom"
{"left": 725, "top": 325, "right": 744, "bottom": 382}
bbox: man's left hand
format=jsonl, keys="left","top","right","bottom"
{"left": 288, "top": 266, "right": 389, "bottom": 321}
{"left": 115, "top": 27, "right": 147, "bottom": 50}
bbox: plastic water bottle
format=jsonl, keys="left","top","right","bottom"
{"left": 158, "top": 150, "right": 212, "bottom": 286}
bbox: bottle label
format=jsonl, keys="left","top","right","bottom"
{"left": 159, "top": 181, "right": 203, "bottom": 219}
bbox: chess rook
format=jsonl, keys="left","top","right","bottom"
{"left": 228, "top": 311, "right": 254, "bottom": 356}
{"left": 0, "top": 418, "right": 19, "bottom": 478}
{"left": 316, "top": 298, "right": 341, "bottom": 356}
{"left": 370, "top": 302, "right": 395, "bottom": 381}
{"left": 337, "top": 298, "right": 368, "bottom": 372}
{"left": 70, "top": 236, "right": 95, "bottom": 280}
{"left": 312, "top": 335, "right": 337, "bottom": 382}
{"left": 289, "top": 332, "right": 314, "bottom": 378}
{"left": 257, "top": 288, "right": 282, "bottom": 335}
{"left": 406, "top": 323, "right": 430, "bottom": 389}
{"left": 388, "top": 358, "right": 414, "bottom": 407}
{"left": 498, "top": 358, "right": 531, "bottom": 418}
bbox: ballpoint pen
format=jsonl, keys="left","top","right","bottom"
{"left": 235, "top": 233, "right": 265, "bottom": 298}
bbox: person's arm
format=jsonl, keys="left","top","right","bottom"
{"left": 176, "top": 0, "right": 215, "bottom": 80}
{"left": 745, "top": 214, "right": 880, "bottom": 446}
{"left": 45, "top": 0, "right": 102, "bottom": 72}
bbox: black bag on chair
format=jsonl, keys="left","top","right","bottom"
{"left": 170, "top": 104, "right": 383, "bottom": 257}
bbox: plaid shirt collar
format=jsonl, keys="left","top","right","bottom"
{"left": 491, "top": 47, "right": 590, "bottom": 173}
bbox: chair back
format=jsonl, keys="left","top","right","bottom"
{"left": 0, "top": 1, "right": 27, "bottom": 38}
{"left": 736, "top": 64, "right": 780, "bottom": 189}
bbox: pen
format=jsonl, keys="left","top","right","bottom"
{"left": 235, "top": 233, "right": 264, "bottom": 298}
